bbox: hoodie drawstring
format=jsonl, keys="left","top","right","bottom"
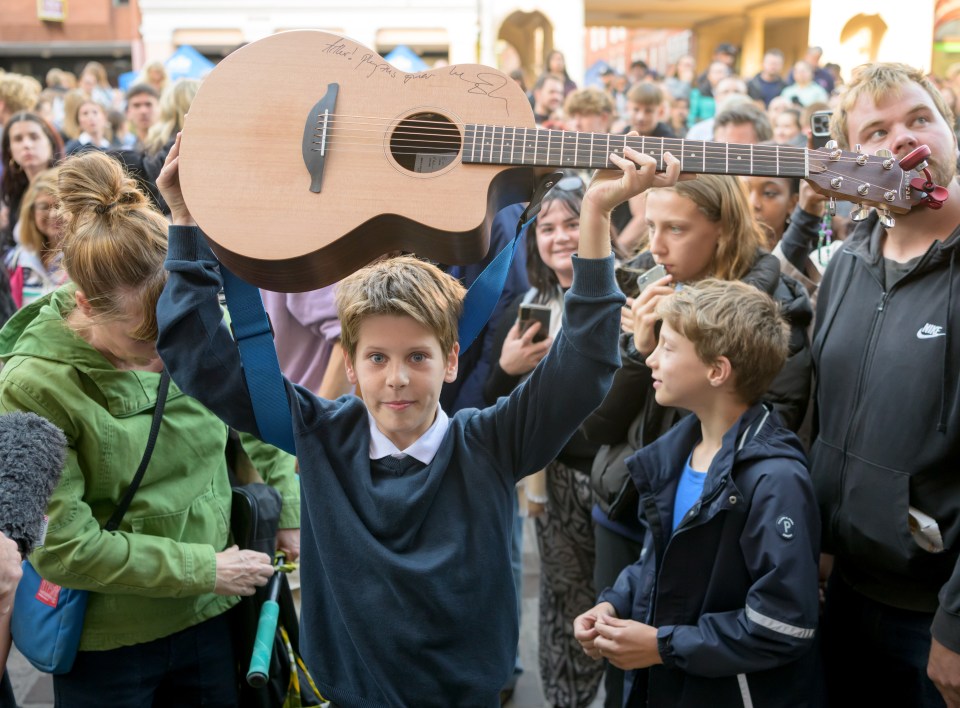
{"left": 938, "top": 249, "right": 955, "bottom": 432}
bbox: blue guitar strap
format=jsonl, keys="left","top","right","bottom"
{"left": 220, "top": 266, "right": 297, "bottom": 455}
{"left": 221, "top": 170, "right": 561, "bottom": 451}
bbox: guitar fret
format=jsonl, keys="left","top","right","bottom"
{"left": 750, "top": 143, "right": 753, "bottom": 174}
{"left": 574, "top": 132, "right": 579, "bottom": 165}
{"left": 521, "top": 127, "right": 528, "bottom": 165}
{"left": 606, "top": 134, "right": 611, "bottom": 168}
{"left": 510, "top": 126, "right": 516, "bottom": 165}
{"left": 499, "top": 126, "right": 504, "bottom": 164}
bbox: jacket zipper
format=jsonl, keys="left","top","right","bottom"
{"left": 831, "top": 283, "right": 886, "bottom": 540}
{"left": 651, "top": 481, "right": 729, "bottom": 625}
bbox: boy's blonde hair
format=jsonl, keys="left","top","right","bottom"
{"left": 626, "top": 81, "right": 664, "bottom": 107}
{"left": 831, "top": 63, "right": 955, "bottom": 150}
{"left": 58, "top": 150, "right": 169, "bottom": 341}
{"left": 336, "top": 256, "right": 466, "bottom": 360}
{"left": 564, "top": 87, "right": 615, "bottom": 117}
{"left": 656, "top": 279, "right": 789, "bottom": 404}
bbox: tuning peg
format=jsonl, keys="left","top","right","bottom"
{"left": 827, "top": 198, "right": 837, "bottom": 216}
{"left": 878, "top": 208, "right": 896, "bottom": 228}
{"left": 850, "top": 203, "right": 870, "bottom": 221}
{"left": 825, "top": 140, "right": 838, "bottom": 150}
{"left": 875, "top": 148, "right": 895, "bottom": 170}
{"left": 854, "top": 143, "right": 868, "bottom": 165}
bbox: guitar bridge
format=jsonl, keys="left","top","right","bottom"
{"left": 302, "top": 83, "right": 339, "bottom": 193}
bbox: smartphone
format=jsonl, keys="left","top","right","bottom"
{"left": 518, "top": 303, "right": 552, "bottom": 343}
{"left": 810, "top": 110, "right": 833, "bottom": 150}
{"left": 636, "top": 264, "right": 669, "bottom": 294}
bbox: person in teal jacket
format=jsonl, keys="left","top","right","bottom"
{"left": 0, "top": 150, "right": 299, "bottom": 706}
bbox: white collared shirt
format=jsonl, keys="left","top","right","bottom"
{"left": 367, "top": 405, "right": 449, "bottom": 465}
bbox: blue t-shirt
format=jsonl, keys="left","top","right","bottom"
{"left": 672, "top": 453, "right": 708, "bottom": 531}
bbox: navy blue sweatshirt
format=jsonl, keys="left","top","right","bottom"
{"left": 155, "top": 226, "right": 625, "bottom": 707}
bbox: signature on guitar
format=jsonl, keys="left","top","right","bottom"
{"left": 448, "top": 66, "right": 509, "bottom": 113}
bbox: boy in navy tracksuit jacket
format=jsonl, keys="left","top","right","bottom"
{"left": 154, "top": 134, "right": 685, "bottom": 707}
{"left": 575, "top": 279, "right": 821, "bottom": 707}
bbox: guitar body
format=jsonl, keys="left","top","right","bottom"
{"left": 180, "top": 30, "right": 539, "bottom": 291}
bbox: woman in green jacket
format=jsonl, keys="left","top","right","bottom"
{"left": 0, "top": 150, "right": 300, "bottom": 706}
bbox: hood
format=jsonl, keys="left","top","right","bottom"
{"left": 844, "top": 211, "right": 960, "bottom": 272}
{"left": 626, "top": 403, "right": 807, "bottom": 498}
{"left": 0, "top": 286, "right": 178, "bottom": 417}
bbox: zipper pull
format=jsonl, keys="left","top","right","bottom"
{"left": 878, "top": 291, "right": 887, "bottom": 312}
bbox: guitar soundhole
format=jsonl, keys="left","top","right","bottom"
{"left": 389, "top": 112, "right": 461, "bottom": 174}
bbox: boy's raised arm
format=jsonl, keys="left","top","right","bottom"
{"left": 481, "top": 148, "right": 682, "bottom": 480}
{"left": 154, "top": 133, "right": 272, "bottom": 438}
{"left": 579, "top": 145, "right": 681, "bottom": 259}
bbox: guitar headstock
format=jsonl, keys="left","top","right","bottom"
{"left": 805, "top": 143, "right": 912, "bottom": 214}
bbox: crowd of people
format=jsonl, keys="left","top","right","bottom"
{"left": 0, "top": 39, "right": 958, "bottom": 708}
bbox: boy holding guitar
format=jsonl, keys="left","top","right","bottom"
{"left": 154, "top": 132, "right": 682, "bottom": 707}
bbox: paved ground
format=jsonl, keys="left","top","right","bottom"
{"left": 7, "top": 517, "right": 605, "bottom": 707}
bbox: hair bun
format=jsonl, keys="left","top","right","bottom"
{"left": 58, "top": 150, "right": 147, "bottom": 224}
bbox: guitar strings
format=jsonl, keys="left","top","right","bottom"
{"left": 311, "top": 132, "right": 895, "bottom": 167}
{"left": 312, "top": 136, "right": 883, "bottom": 171}
{"left": 307, "top": 113, "right": 911, "bottom": 167}
{"left": 302, "top": 140, "right": 859, "bottom": 177}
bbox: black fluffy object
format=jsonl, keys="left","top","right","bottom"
{"left": 0, "top": 411, "right": 67, "bottom": 555}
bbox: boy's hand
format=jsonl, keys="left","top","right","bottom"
{"left": 593, "top": 614, "right": 663, "bottom": 670}
{"left": 499, "top": 320, "right": 552, "bottom": 376}
{"left": 628, "top": 275, "right": 674, "bottom": 357}
{"left": 276, "top": 528, "right": 300, "bottom": 563}
{"left": 574, "top": 601, "right": 618, "bottom": 659}
{"left": 583, "top": 141, "right": 682, "bottom": 215}
{"left": 156, "top": 132, "right": 197, "bottom": 227}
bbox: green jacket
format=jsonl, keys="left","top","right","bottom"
{"left": 0, "top": 287, "right": 299, "bottom": 650}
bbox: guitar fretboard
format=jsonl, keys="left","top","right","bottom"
{"left": 462, "top": 124, "right": 808, "bottom": 178}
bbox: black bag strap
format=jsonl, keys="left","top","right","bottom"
{"left": 104, "top": 369, "right": 171, "bottom": 532}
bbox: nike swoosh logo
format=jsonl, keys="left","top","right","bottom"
{"left": 917, "top": 330, "right": 947, "bottom": 339}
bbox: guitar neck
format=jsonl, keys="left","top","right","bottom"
{"left": 462, "top": 124, "right": 809, "bottom": 179}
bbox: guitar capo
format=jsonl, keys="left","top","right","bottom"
{"left": 899, "top": 146, "right": 950, "bottom": 210}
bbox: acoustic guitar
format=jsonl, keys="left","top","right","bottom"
{"left": 180, "top": 30, "right": 917, "bottom": 292}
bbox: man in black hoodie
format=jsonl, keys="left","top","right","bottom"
{"left": 812, "top": 62, "right": 960, "bottom": 707}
